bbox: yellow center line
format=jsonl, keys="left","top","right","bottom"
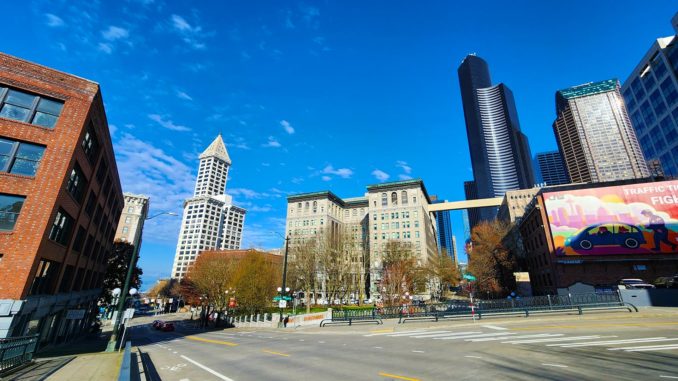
{"left": 370, "top": 329, "right": 394, "bottom": 334}
{"left": 378, "top": 372, "right": 421, "bottom": 381}
{"left": 262, "top": 349, "right": 290, "bottom": 357}
{"left": 186, "top": 336, "right": 238, "bottom": 346}
{"left": 511, "top": 321, "right": 678, "bottom": 331}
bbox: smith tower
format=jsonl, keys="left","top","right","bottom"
{"left": 171, "top": 135, "right": 246, "bottom": 279}
{"left": 458, "top": 54, "right": 534, "bottom": 225}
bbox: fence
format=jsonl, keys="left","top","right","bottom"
{"left": 321, "top": 292, "right": 635, "bottom": 325}
{"left": 0, "top": 335, "right": 38, "bottom": 373}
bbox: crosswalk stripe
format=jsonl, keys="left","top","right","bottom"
{"left": 467, "top": 334, "right": 561, "bottom": 342}
{"left": 389, "top": 330, "right": 451, "bottom": 337}
{"left": 548, "top": 337, "right": 673, "bottom": 348}
{"left": 412, "top": 331, "right": 482, "bottom": 338}
{"left": 365, "top": 330, "right": 426, "bottom": 337}
{"left": 505, "top": 335, "right": 612, "bottom": 344}
{"left": 608, "top": 343, "right": 678, "bottom": 351}
{"left": 435, "top": 332, "right": 517, "bottom": 340}
{"left": 482, "top": 325, "right": 508, "bottom": 331}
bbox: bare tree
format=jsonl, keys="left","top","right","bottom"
{"left": 379, "top": 240, "right": 421, "bottom": 306}
{"left": 318, "top": 227, "right": 359, "bottom": 306}
{"left": 467, "top": 220, "right": 516, "bottom": 297}
{"left": 424, "top": 250, "right": 461, "bottom": 301}
{"left": 288, "top": 237, "right": 319, "bottom": 314}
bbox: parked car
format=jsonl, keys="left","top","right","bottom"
{"left": 160, "top": 322, "right": 175, "bottom": 332}
{"left": 565, "top": 223, "right": 646, "bottom": 251}
{"left": 619, "top": 278, "right": 655, "bottom": 289}
{"left": 152, "top": 320, "right": 164, "bottom": 329}
{"left": 654, "top": 275, "right": 678, "bottom": 288}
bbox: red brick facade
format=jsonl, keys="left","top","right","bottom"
{"left": 0, "top": 53, "right": 122, "bottom": 304}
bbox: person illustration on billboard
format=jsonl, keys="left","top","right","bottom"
{"left": 641, "top": 209, "right": 677, "bottom": 251}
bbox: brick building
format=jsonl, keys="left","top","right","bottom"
{"left": 519, "top": 179, "right": 678, "bottom": 295}
{"left": 0, "top": 53, "right": 122, "bottom": 345}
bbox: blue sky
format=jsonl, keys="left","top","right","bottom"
{"left": 4, "top": 1, "right": 676, "bottom": 289}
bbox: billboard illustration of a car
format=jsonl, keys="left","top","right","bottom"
{"left": 564, "top": 222, "right": 647, "bottom": 251}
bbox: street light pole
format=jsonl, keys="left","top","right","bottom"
{"left": 106, "top": 211, "right": 177, "bottom": 352}
{"left": 277, "top": 235, "right": 290, "bottom": 327}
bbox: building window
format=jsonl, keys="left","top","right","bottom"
{"left": 122, "top": 226, "right": 129, "bottom": 234}
{"left": 29, "top": 259, "right": 60, "bottom": 295}
{"left": 49, "top": 209, "right": 74, "bottom": 246}
{"left": 313, "top": 201, "right": 317, "bottom": 213}
{"left": 0, "top": 86, "right": 64, "bottom": 128}
{"left": 0, "top": 193, "right": 25, "bottom": 231}
{"left": 125, "top": 216, "right": 131, "bottom": 224}
{"left": 0, "top": 137, "right": 46, "bottom": 177}
{"left": 381, "top": 193, "right": 387, "bottom": 206}
{"left": 401, "top": 191, "right": 408, "bottom": 205}
{"left": 391, "top": 192, "right": 398, "bottom": 205}
{"left": 66, "top": 164, "right": 87, "bottom": 202}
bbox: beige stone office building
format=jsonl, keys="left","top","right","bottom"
{"left": 285, "top": 179, "right": 438, "bottom": 299}
{"left": 114, "top": 193, "right": 149, "bottom": 245}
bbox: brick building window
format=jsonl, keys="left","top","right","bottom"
{"left": 0, "top": 87, "right": 64, "bottom": 128}
{"left": 59, "top": 265, "right": 74, "bottom": 293}
{"left": 72, "top": 226, "right": 86, "bottom": 252}
{"left": 81, "top": 126, "right": 99, "bottom": 162}
{"left": 0, "top": 137, "right": 46, "bottom": 176}
{"left": 48, "top": 209, "right": 74, "bottom": 245}
{"left": 66, "top": 164, "right": 87, "bottom": 202}
{"left": 30, "top": 259, "right": 60, "bottom": 295}
{"left": 0, "top": 193, "right": 25, "bottom": 231}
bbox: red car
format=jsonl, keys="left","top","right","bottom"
{"left": 152, "top": 320, "right": 164, "bottom": 329}
{"left": 160, "top": 322, "right": 175, "bottom": 332}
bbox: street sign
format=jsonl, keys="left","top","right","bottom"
{"left": 274, "top": 296, "right": 293, "bottom": 301}
{"left": 273, "top": 296, "right": 281, "bottom": 301}
{"left": 463, "top": 274, "right": 477, "bottom": 281}
{"left": 278, "top": 300, "right": 287, "bottom": 308}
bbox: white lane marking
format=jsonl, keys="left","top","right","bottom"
{"left": 550, "top": 337, "right": 676, "bottom": 348}
{"left": 464, "top": 355, "right": 483, "bottom": 359}
{"left": 374, "top": 346, "right": 383, "bottom": 349}
{"left": 413, "top": 331, "right": 482, "bottom": 338}
{"left": 659, "top": 376, "right": 678, "bottom": 379}
{"left": 435, "top": 332, "right": 517, "bottom": 340}
{"left": 617, "top": 344, "right": 678, "bottom": 352}
{"left": 482, "top": 325, "right": 508, "bottom": 331}
{"left": 173, "top": 351, "right": 178, "bottom": 354}
{"left": 505, "top": 336, "right": 611, "bottom": 344}
{"left": 412, "top": 350, "right": 425, "bottom": 353}
{"left": 318, "top": 341, "right": 325, "bottom": 344}
{"left": 180, "top": 355, "right": 235, "bottom": 381}
{"left": 364, "top": 330, "right": 425, "bottom": 337}
{"left": 389, "top": 330, "right": 451, "bottom": 337}
{"left": 542, "top": 363, "right": 568, "bottom": 368}
{"left": 467, "top": 334, "right": 561, "bottom": 342}
{"left": 299, "top": 339, "right": 305, "bottom": 342}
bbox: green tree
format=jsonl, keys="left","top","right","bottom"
{"left": 100, "top": 240, "right": 143, "bottom": 304}
{"left": 231, "top": 252, "right": 278, "bottom": 315}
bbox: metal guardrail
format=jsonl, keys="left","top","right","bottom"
{"left": 319, "top": 293, "right": 637, "bottom": 326}
{"left": 117, "top": 341, "right": 132, "bottom": 381}
{"left": 0, "top": 335, "right": 38, "bottom": 373}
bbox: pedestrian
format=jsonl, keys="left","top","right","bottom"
{"left": 641, "top": 210, "right": 677, "bottom": 251}
{"left": 283, "top": 315, "right": 289, "bottom": 328}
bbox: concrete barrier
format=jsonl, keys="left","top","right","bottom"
{"left": 620, "top": 288, "right": 678, "bottom": 307}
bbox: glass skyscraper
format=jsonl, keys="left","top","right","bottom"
{"left": 431, "top": 200, "right": 455, "bottom": 261}
{"left": 553, "top": 80, "right": 650, "bottom": 183}
{"left": 534, "top": 151, "right": 569, "bottom": 186}
{"left": 621, "top": 12, "right": 678, "bottom": 177}
{"left": 458, "top": 55, "right": 534, "bottom": 225}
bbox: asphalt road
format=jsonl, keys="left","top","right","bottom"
{"left": 131, "top": 309, "right": 678, "bottom": 381}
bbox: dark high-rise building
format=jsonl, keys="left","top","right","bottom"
{"left": 534, "top": 151, "right": 570, "bottom": 186}
{"left": 431, "top": 200, "right": 455, "bottom": 261}
{"left": 621, "top": 12, "right": 678, "bottom": 177}
{"left": 554, "top": 80, "right": 650, "bottom": 183}
{"left": 458, "top": 54, "right": 535, "bottom": 224}
{"left": 463, "top": 180, "right": 481, "bottom": 231}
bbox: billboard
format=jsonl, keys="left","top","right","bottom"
{"left": 544, "top": 180, "right": 678, "bottom": 256}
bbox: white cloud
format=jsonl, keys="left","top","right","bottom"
{"left": 170, "top": 14, "right": 208, "bottom": 50}
{"left": 148, "top": 114, "right": 191, "bottom": 132}
{"left": 113, "top": 133, "right": 194, "bottom": 243}
{"left": 102, "top": 26, "right": 129, "bottom": 41}
{"left": 322, "top": 165, "right": 353, "bottom": 179}
{"left": 108, "top": 124, "right": 118, "bottom": 136}
{"left": 280, "top": 120, "right": 295, "bottom": 134}
{"left": 398, "top": 174, "right": 413, "bottom": 180}
{"left": 396, "top": 160, "right": 412, "bottom": 174}
{"left": 321, "top": 176, "right": 332, "bottom": 181}
{"left": 228, "top": 188, "right": 281, "bottom": 200}
{"left": 176, "top": 91, "right": 193, "bottom": 101}
{"left": 262, "top": 136, "right": 281, "bottom": 148}
{"left": 97, "top": 43, "right": 113, "bottom": 54}
{"left": 372, "top": 169, "right": 390, "bottom": 181}
{"left": 45, "top": 13, "right": 64, "bottom": 27}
